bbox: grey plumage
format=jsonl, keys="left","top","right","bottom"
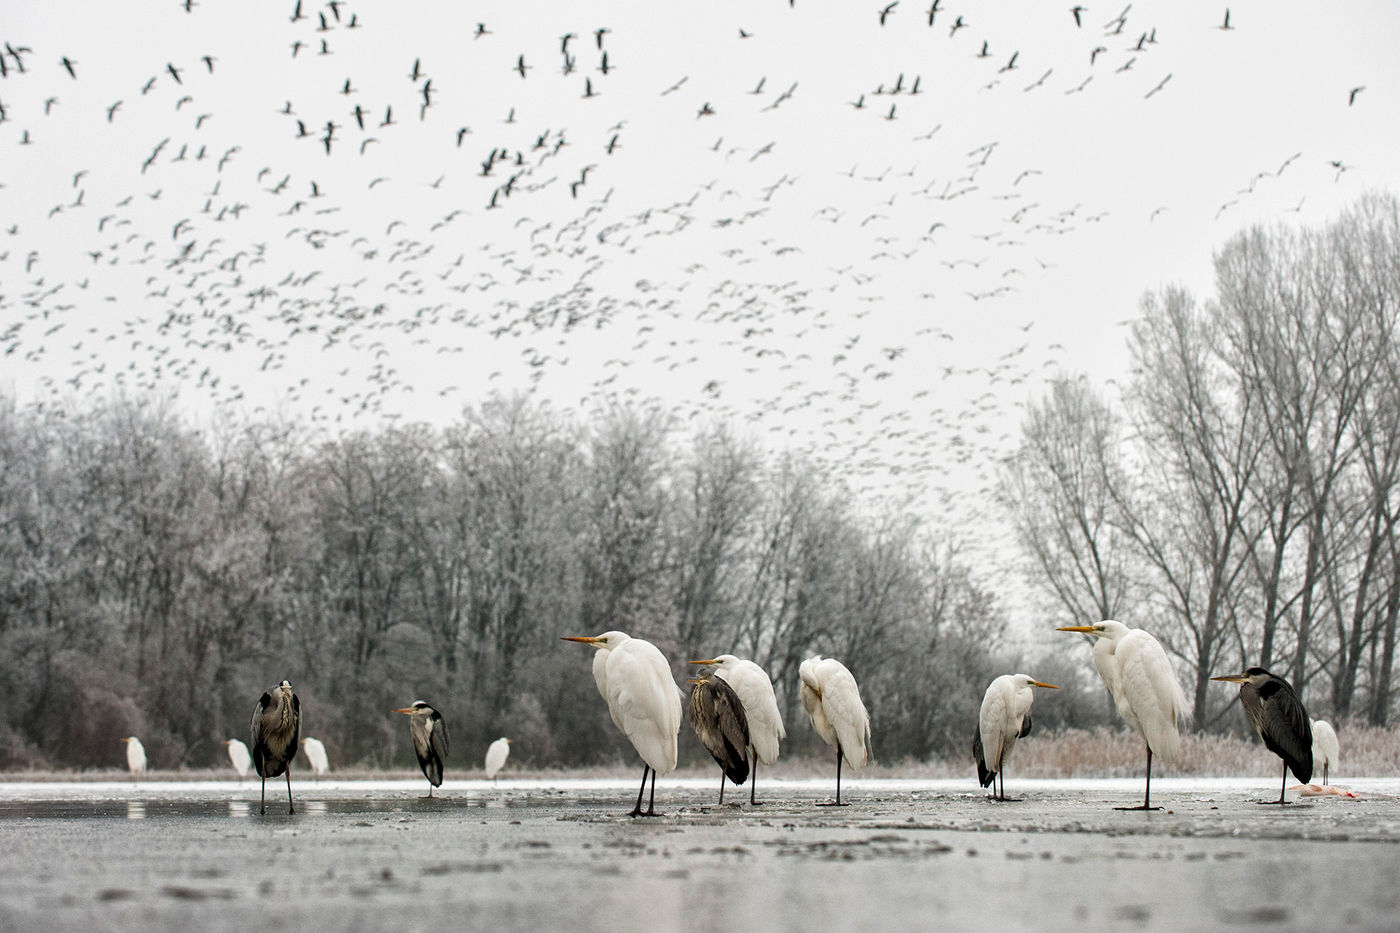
{"left": 250, "top": 679, "right": 300, "bottom": 814}
{"left": 687, "top": 673, "right": 750, "bottom": 800}
{"left": 1213, "top": 666, "right": 1312, "bottom": 803}
{"left": 395, "top": 700, "right": 449, "bottom": 795}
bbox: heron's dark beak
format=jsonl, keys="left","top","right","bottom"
{"left": 686, "top": 678, "right": 704, "bottom": 685}
{"left": 1029, "top": 681, "right": 1059, "bottom": 689}
{"left": 1211, "top": 673, "right": 1250, "bottom": 684}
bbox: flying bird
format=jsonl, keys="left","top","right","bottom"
{"left": 251, "top": 679, "right": 301, "bottom": 814}
{"left": 563, "top": 631, "right": 682, "bottom": 816}
{"left": 1310, "top": 720, "right": 1339, "bottom": 785}
{"left": 799, "top": 656, "right": 871, "bottom": 806}
{"left": 975, "top": 674, "right": 1058, "bottom": 801}
{"left": 691, "top": 655, "right": 786, "bottom": 804}
{"left": 1057, "top": 621, "right": 1190, "bottom": 810}
{"left": 394, "top": 701, "right": 449, "bottom": 796}
{"left": 1348, "top": 86, "right": 1365, "bottom": 106}
{"left": 1211, "top": 667, "right": 1312, "bottom": 804}
{"left": 484, "top": 736, "right": 512, "bottom": 780}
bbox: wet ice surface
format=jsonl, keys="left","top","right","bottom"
{"left": 3, "top": 778, "right": 1399, "bottom": 932}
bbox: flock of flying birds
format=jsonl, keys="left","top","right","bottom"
{"left": 0, "top": 2, "right": 1386, "bottom": 561}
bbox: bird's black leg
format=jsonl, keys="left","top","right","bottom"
{"left": 1323, "top": 764, "right": 1329, "bottom": 786}
{"left": 750, "top": 754, "right": 760, "bottom": 806}
{"left": 817, "top": 748, "right": 850, "bottom": 806}
{"left": 260, "top": 776, "right": 266, "bottom": 816}
{"left": 1115, "top": 747, "right": 1162, "bottom": 811}
{"left": 1257, "top": 761, "right": 1291, "bottom": 805}
{"left": 646, "top": 767, "right": 658, "bottom": 816}
{"left": 719, "top": 769, "right": 726, "bottom": 805}
{"left": 629, "top": 765, "right": 650, "bottom": 817}
{"left": 285, "top": 766, "right": 295, "bottom": 814}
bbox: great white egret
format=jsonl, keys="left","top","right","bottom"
{"left": 1057, "top": 620, "right": 1190, "bottom": 810}
{"left": 484, "top": 736, "right": 512, "bottom": 780}
{"left": 393, "top": 701, "right": 449, "bottom": 796}
{"left": 300, "top": 736, "right": 329, "bottom": 777}
{"left": 1211, "top": 667, "right": 1312, "bottom": 804}
{"left": 121, "top": 736, "right": 146, "bottom": 779}
{"left": 563, "top": 631, "right": 682, "bottom": 817}
{"left": 224, "top": 738, "right": 252, "bottom": 780}
{"left": 1311, "top": 719, "right": 1339, "bottom": 785}
{"left": 976, "top": 674, "right": 1058, "bottom": 801}
{"left": 250, "top": 679, "right": 300, "bottom": 815}
{"left": 798, "top": 656, "right": 870, "bottom": 806}
{"left": 691, "top": 654, "right": 786, "bottom": 805}
{"left": 686, "top": 672, "right": 750, "bottom": 803}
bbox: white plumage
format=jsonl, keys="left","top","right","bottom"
{"left": 224, "top": 738, "right": 252, "bottom": 779}
{"left": 976, "top": 673, "right": 1057, "bottom": 799}
{"left": 1311, "top": 719, "right": 1339, "bottom": 785}
{"left": 122, "top": 736, "right": 146, "bottom": 778}
{"left": 300, "top": 736, "right": 329, "bottom": 776}
{"left": 696, "top": 654, "right": 786, "bottom": 765}
{"left": 564, "top": 630, "right": 682, "bottom": 816}
{"left": 1058, "top": 619, "right": 1190, "bottom": 809}
{"left": 484, "top": 736, "right": 512, "bottom": 779}
{"left": 799, "top": 656, "right": 870, "bottom": 805}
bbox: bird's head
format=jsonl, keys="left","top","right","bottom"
{"left": 276, "top": 679, "right": 294, "bottom": 696}
{"left": 1210, "top": 667, "right": 1271, "bottom": 686}
{"left": 562, "top": 631, "right": 629, "bottom": 650}
{"left": 393, "top": 700, "right": 432, "bottom": 716}
{"left": 1015, "top": 675, "right": 1059, "bottom": 690}
{"left": 1056, "top": 619, "right": 1129, "bottom": 640}
{"left": 690, "top": 654, "right": 738, "bottom": 668}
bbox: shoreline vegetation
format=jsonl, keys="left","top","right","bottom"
{"left": 5, "top": 726, "right": 1395, "bottom": 783}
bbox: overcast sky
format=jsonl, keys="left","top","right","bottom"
{"left": 3, "top": 1, "right": 1397, "bottom": 592}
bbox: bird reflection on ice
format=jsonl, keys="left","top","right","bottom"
{"left": 125, "top": 801, "right": 146, "bottom": 820}
{"left": 227, "top": 800, "right": 250, "bottom": 818}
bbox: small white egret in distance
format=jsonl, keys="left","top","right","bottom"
{"left": 251, "top": 679, "right": 300, "bottom": 815}
{"left": 563, "top": 631, "right": 682, "bottom": 817}
{"left": 1211, "top": 667, "right": 1313, "bottom": 804}
{"left": 394, "top": 701, "right": 449, "bottom": 796}
{"left": 1057, "top": 620, "right": 1190, "bottom": 810}
{"left": 798, "top": 656, "right": 871, "bottom": 806}
{"left": 224, "top": 738, "right": 252, "bottom": 780}
{"left": 300, "top": 736, "right": 329, "bottom": 777}
{"left": 975, "top": 674, "right": 1058, "bottom": 801}
{"left": 690, "top": 654, "right": 786, "bottom": 805}
{"left": 1311, "top": 719, "right": 1339, "bottom": 785}
{"left": 484, "top": 736, "right": 513, "bottom": 780}
{"left": 686, "top": 671, "right": 750, "bottom": 804}
{"left": 121, "top": 736, "right": 146, "bottom": 780}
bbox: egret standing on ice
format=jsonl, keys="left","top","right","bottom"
{"left": 1057, "top": 620, "right": 1190, "bottom": 810}
{"left": 975, "top": 674, "right": 1058, "bottom": 801}
{"left": 1211, "top": 667, "right": 1312, "bottom": 804}
{"left": 484, "top": 736, "right": 512, "bottom": 780}
{"left": 224, "top": 738, "right": 252, "bottom": 780}
{"left": 798, "top": 656, "right": 871, "bottom": 806}
{"left": 394, "top": 701, "right": 449, "bottom": 796}
{"left": 300, "top": 736, "right": 329, "bottom": 777}
{"left": 1311, "top": 719, "right": 1339, "bottom": 785}
{"left": 122, "top": 736, "right": 146, "bottom": 780}
{"left": 250, "top": 679, "right": 300, "bottom": 815}
{"left": 686, "top": 671, "right": 750, "bottom": 803}
{"left": 690, "top": 654, "right": 786, "bottom": 804}
{"left": 563, "top": 631, "right": 682, "bottom": 817}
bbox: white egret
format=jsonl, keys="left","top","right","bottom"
{"left": 798, "top": 656, "right": 870, "bottom": 806}
{"left": 1057, "top": 620, "right": 1190, "bottom": 810}
{"left": 300, "top": 736, "right": 329, "bottom": 777}
{"left": 121, "top": 736, "right": 146, "bottom": 779}
{"left": 686, "top": 672, "right": 750, "bottom": 803}
{"left": 223, "top": 738, "right": 252, "bottom": 780}
{"left": 690, "top": 654, "right": 786, "bottom": 805}
{"left": 1310, "top": 719, "right": 1339, "bottom": 785}
{"left": 251, "top": 679, "right": 300, "bottom": 815}
{"left": 1212, "top": 667, "right": 1312, "bottom": 804}
{"left": 394, "top": 701, "right": 449, "bottom": 796}
{"left": 563, "top": 631, "right": 682, "bottom": 817}
{"left": 484, "top": 736, "right": 512, "bottom": 780}
{"left": 975, "top": 674, "right": 1058, "bottom": 801}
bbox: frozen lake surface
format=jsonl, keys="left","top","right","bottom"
{"left": 3, "top": 776, "right": 1399, "bottom": 931}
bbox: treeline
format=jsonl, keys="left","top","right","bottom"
{"left": 1002, "top": 193, "right": 1400, "bottom": 731}
{"left": 0, "top": 394, "right": 1012, "bottom": 771}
